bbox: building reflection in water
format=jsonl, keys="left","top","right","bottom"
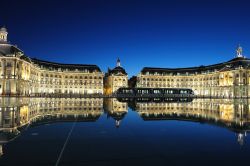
{"left": 132, "top": 98, "right": 250, "bottom": 146}
{"left": 0, "top": 97, "right": 250, "bottom": 156}
{"left": 0, "top": 97, "right": 103, "bottom": 156}
{"left": 104, "top": 98, "right": 128, "bottom": 128}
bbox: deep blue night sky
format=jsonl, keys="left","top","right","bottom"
{"left": 1, "top": 0, "right": 250, "bottom": 76}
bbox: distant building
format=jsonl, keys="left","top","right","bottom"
{"left": 128, "top": 76, "right": 137, "bottom": 88}
{"left": 136, "top": 45, "right": 250, "bottom": 97}
{"left": 104, "top": 58, "right": 128, "bottom": 95}
{"left": 0, "top": 27, "right": 104, "bottom": 95}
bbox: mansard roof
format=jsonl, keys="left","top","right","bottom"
{"left": 141, "top": 57, "right": 250, "bottom": 75}
{"left": 0, "top": 43, "right": 23, "bottom": 56}
{"left": 107, "top": 66, "right": 127, "bottom": 76}
{"left": 20, "top": 55, "right": 32, "bottom": 63}
{"left": 31, "top": 58, "right": 102, "bottom": 72}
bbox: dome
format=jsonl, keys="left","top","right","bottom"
{"left": 0, "top": 44, "right": 23, "bottom": 56}
{"left": 109, "top": 66, "right": 127, "bottom": 75}
{"left": 107, "top": 58, "right": 127, "bottom": 75}
{"left": 0, "top": 27, "right": 7, "bottom": 32}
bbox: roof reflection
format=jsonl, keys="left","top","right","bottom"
{"left": 104, "top": 98, "right": 128, "bottom": 128}
{"left": 130, "top": 98, "right": 250, "bottom": 145}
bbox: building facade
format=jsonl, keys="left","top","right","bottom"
{"left": 136, "top": 46, "right": 250, "bottom": 97}
{"left": 0, "top": 27, "right": 103, "bottom": 96}
{"left": 104, "top": 58, "right": 128, "bottom": 95}
{"left": 2, "top": 26, "right": 250, "bottom": 97}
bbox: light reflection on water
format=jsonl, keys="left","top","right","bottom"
{"left": 0, "top": 97, "right": 250, "bottom": 165}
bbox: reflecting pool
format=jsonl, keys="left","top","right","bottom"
{"left": 0, "top": 97, "right": 250, "bottom": 165}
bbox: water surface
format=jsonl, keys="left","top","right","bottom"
{"left": 0, "top": 97, "right": 249, "bottom": 166}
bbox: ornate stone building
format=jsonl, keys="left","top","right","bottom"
{"left": 136, "top": 46, "right": 250, "bottom": 97}
{"left": 2, "top": 26, "right": 250, "bottom": 98}
{"left": 104, "top": 58, "right": 128, "bottom": 95}
{"left": 0, "top": 27, "right": 103, "bottom": 96}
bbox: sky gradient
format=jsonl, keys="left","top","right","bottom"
{"left": 1, "top": 0, "right": 250, "bottom": 76}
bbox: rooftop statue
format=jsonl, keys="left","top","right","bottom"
{"left": 237, "top": 44, "right": 243, "bottom": 57}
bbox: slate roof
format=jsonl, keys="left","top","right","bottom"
{"left": 141, "top": 57, "right": 250, "bottom": 75}
{"left": 0, "top": 43, "right": 23, "bottom": 56}
{"left": 107, "top": 66, "right": 127, "bottom": 75}
{"left": 31, "top": 58, "right": 102, "bottom": 72}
